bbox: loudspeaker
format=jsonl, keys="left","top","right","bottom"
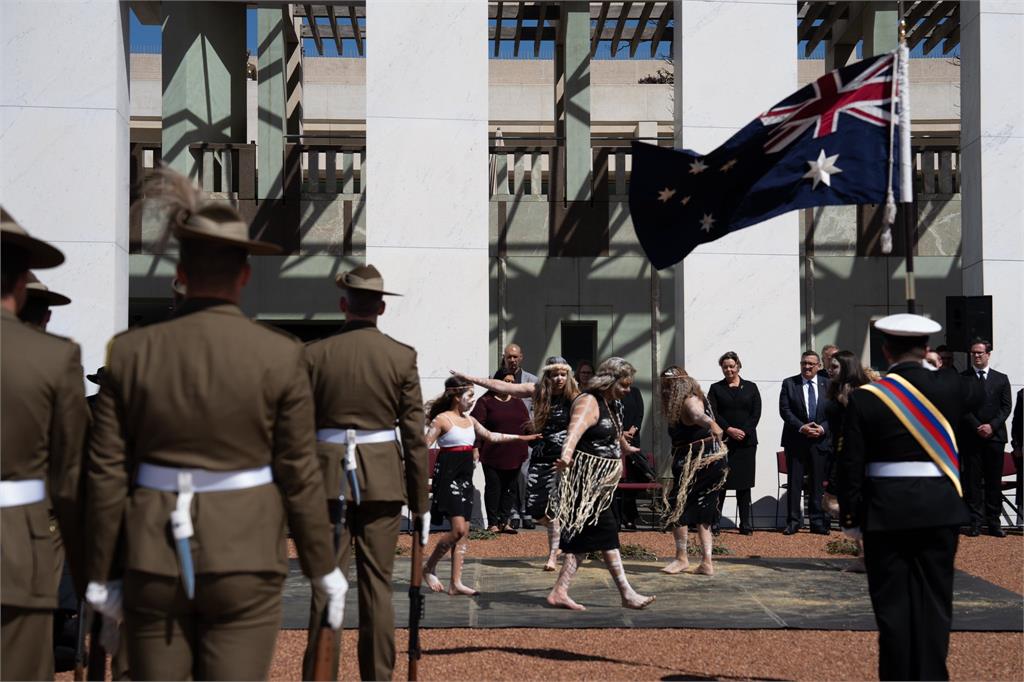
{"left": 945, "top": 296, "right": 993, "bottom": 352}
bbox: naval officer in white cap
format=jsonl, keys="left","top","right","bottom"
{"left": 836, "top": 313, "right": 983, "bottom": 681}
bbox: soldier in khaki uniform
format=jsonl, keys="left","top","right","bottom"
{"left": 18, "top": 272, "right": 71, "bottom": 330}
{"left": 83, "top": 170, "right": 347, "bottom": 680}
{"left": 1, "top": 208, "right": 90, "bottom": 681}
{"left": 302, "top": 265, "right": 431, "bottom": 681}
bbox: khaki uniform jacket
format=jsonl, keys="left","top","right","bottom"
{"left": 86, "top": 300, "right": 334, "bottom": 583}
{"left": 1, "top": 309, "right": 89, "bottom": 608}
{"left": 304, "top": 321, "right": 429, "bottom": 513}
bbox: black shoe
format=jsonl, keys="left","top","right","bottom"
{"left": 987, "top": 527, "right": 1007, "bottom": 538}
{"left": 521, "top": 518, "right": 536, "bottom": 530}
{"left": 782, "top": 523, "right": 800, "bottom": 535}
{"left": 739, "top": 527, "right": 754, "bottom": 536}
{"left": 621, "top": 520, "right": 637, "bottom": 531}
{"left": 711, "top": 524, "right": 721, "bottom": 537}
{"left": 965, "top": 525, "right": 981, "bottom": 537}
{"left": 810, "top": 526, "right": 829, "bottom": 535}
{"left": 509, "top": 518, "right": 521, "bottom": 529}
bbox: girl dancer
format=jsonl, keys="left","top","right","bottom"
{"left": 659, "top": 366, "right": 728, "bottom": 576}
{"left": 452, "top": 356, "right": 580, "bottom": 571}
{"left": 546, "top": 357, "right": 655, "bottom": 611}
{"left": 423, "top": 377, "right": 539, "bottom": 595}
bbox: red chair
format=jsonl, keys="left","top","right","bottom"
{"left": 1001, "top": 450, "right": 1019, "bottom": 526}
{"left": 775, "top": 449, "right": 789, "bottom": 529}
{"left": 617, "top": 451, "right": 663, "bottom": 527}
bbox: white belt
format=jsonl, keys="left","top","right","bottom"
{"left": 135, "top": 463, "right": 274, "bottom": 493}
{"left": 316, "top": 428, "right": 397, "bottom": 445}
{"left": 867, "top": 461, "right": 943, "bottom": 478}
{"left": 0, "top": 479, "right": 46, "bottom": 508}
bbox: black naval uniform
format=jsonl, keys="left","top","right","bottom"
{"left": 837, "top": 361, "right": 981, "bottom": 681}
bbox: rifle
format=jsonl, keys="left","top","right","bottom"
{"left": 73, "top": 603, "right": 89, "bottom": 681}
{"left": 408, "top": 514, "right": 427, "bottom": 681}
{"left": 311, "top": 497, "right": 346, "bottom": 681}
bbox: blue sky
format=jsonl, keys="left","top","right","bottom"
{"left": 129, "top": 8, "right": 959, "bottom": 60}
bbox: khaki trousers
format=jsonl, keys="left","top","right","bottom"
{"left": 124, "top": 570, "right": 283, "bottom": 681}
{"left": 1, "top": 606, "right": 53, "bottom": 681}
{"left": 303, "top": 501, "right": 403, "bottom": 681}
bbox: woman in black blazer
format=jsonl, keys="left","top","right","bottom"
{"left": 708, "top": 351, "right": 761, "bottom": 534}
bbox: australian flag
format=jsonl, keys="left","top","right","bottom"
{"left": 630, "top": 49, "right": 909, "bottom": 269}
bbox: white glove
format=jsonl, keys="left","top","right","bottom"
{"left": 419, "top": 511, "right": 431, "bottom": 546}
{"left": 314, "top": 568, "right": 348, "bottom": 630}
{"left": 842, "top": 526, "right": 863, "bottom": 541}
{"left": 85, "top": 580, "right": 123, "bottom": 621}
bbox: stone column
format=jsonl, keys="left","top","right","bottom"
{"left": 365, "top": 1, "right": 489, "bottom": 400}
{"left": 556, "top": 2, "right": 592, "bottom": 202}
{"left": 0, "top": 0, "right": 130, "bottom": 386}
{"left": 674, "top": 0, "right": 800, "bottom": 525}
{"left": 257, "top": 5, "right": 302, "bottom": 200}
{"left": 161, "top": 1, "right": 247, "bottom": 177}
{"left": 960, "top": 0, "right": 1024, "bottom": 392}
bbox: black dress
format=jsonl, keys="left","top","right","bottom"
{"left": 525, "top": 394, "right": 571, "bottom": 518}
{"left": 668, "top": 399, "right": 729, "bottom": 526}
{"left": 707, "top": 379, "right": 761, "bottom": 490}
{"left": 559, "top": 396, "right": 622, "bottom": 554}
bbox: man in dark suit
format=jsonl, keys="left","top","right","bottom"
{"left": 779, "top": 350, "right": 832, "bottom": 534}
{"left": 960, "top": 338, "right": 1013, "bottom": 537}
{"left": 1010, "top": 388, "right": 1022, "bottom": 528}
{"left": 837, "top": 314, "right": 982, "bottom": 680}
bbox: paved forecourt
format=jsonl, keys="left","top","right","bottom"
{"left": 281, "top": 556, "right": 1023, "bottom": 632}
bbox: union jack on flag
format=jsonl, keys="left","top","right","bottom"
{"left": 629, "top": 49, "right": 910, "bottom": 270}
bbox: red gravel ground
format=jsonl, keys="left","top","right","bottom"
{"left": 64, "top": 530, "right": 1022, "bottom": 681}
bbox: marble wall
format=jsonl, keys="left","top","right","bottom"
{"left": 960, "top": 0, "right": 1024, "bottom": 396}
{"left": 365, "top": 1, "right": 489, "bottom": 401}
{"left": 674, "top": 0, "right": 802, "bottom": 523}
{"left": 1, "top": 0, "right": 129, "bottom": 387}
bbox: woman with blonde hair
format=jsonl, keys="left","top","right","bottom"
{"left": 546, "top": 357, "right": 655, "bottom": 611}
{"left": 659, "top": 366, "right": 728, "bottom": 576}
{"left": 422, "top": 377, "right": 539, "bottom": 596}
{"left": 452, "top": 356, "right": 580, "bottom": 570}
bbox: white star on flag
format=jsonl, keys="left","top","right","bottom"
{"left": 689, "top": 159, "right": 708, "bottom": 175}
{"left": 803, "top": 149, "right": 843, "bottom": 190}
{"left": 657, "top": 187, "right": 677, "bottom": 202}
{"left": 720, "top": 159, "right": 737, "bottom": 172}
{"left": 699, "top": 213, "right": 716, "bottom": 233}
{"left": 680, "top": 196, "right": 691, "bottom": 206}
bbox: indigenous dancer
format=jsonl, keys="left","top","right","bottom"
{"left": 453, "top": 356, "right": 581, "bottom": 570}
{"left": 423, "top": 378, "right": 539, "bottom": 596}
{"left": 659, "top": 366, "right": 728, "bottom": 576}
{"left": 546, "top": 357, "right": 655, "bottom": 611}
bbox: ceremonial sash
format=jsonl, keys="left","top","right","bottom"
{"left": 859, "top": 374, "right": 961, "bottom": 496}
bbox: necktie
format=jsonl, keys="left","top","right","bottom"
{"left": 977, "top": 370, "right": 986, "bottom": 381}
{"left": 807, "top": 380, "right": 817, "bottom": 419}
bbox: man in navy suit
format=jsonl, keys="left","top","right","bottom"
{"left": 960, "top": 338, "right": 1013, "bottom": 537}
{"left": 779, "top": 350, "right": 832, "bottom": 534}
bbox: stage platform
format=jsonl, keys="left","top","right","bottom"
{"left": 281, "top": 557, "right": 1023, "bottom": 632}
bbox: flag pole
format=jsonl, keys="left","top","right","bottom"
{"left": 897, "top": 13, "right": 915, "bottom": 313}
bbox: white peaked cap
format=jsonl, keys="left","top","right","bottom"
{"left": 874, "top": 313, "right": 942, "bottom": 337}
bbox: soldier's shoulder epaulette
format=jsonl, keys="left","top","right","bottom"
{"left": 382, "top": 333, "right": 416, "bottom": 354}
{"left": 251, "top": 319, "right": 302, "bottom": 344}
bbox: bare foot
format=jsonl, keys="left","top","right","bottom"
{"left": 546, "top": 592, "right": 586, "bottom": 611}
{"left": 448, "top": 582, "right": 479, "bottom": 597}
{"left": 623, "top": 594, "right": 656, "bottom": 610}
{"left": 424, "top": 571, "right": 445, "bottom": 593}
{"left": 660, "top": 559, "right": 690, "bottom": 574}
{"left": 694, "top": 561, "right": 714, "bottom": 576}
